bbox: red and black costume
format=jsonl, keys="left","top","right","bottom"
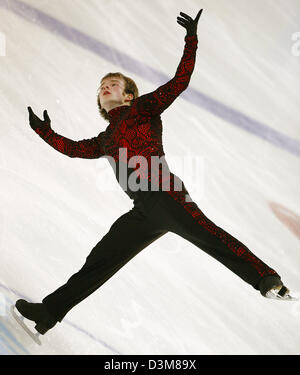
{"left": 33, "top": 35, "right": 279, "bottom": 322}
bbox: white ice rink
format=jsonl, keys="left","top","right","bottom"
{"left": 0, "top": 0, "right": 300, "bottom": 355}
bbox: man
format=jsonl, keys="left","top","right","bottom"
{"left": 14, "top": 9, "right": 292, "bottom": 338}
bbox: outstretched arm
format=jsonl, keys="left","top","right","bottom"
{"left": 28, "top": 107, "right": 105, "bottom": 159}
{"left": 132, "top": 9, "right": 203, "bottom": 118}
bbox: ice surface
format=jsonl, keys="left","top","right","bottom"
{"left": 0, "top": 0, "right": 299, "bottom": 354}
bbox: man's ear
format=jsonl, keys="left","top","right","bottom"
{"left": 125, "top": 93, "right": 133, "bottom": 102}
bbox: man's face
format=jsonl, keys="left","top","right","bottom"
{"left": 99, "top": 77, "right": 133, "bottom": 110}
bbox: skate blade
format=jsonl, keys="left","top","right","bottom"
{"left": 265, "top": 288, "right": 298, "bottom": 301}
{"left": 10, "top": 305, "right": 42, "bottom": 345}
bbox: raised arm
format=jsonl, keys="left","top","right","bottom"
{"left": 132, "top": 9, "right": 203, "bottom": 118}
{"left": 28, "top": 107, "right": 105, "bottom": 159}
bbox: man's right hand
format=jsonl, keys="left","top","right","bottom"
{"left": 28, "top": 106, "right": 51, "bottom": 130}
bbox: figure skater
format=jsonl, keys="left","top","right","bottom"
{"left": 13, "top": 9, "right": 293, "bottom": 339}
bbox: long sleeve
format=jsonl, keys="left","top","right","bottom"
{"left": 133, "top": 34, "right": 198, "bottom": 117}
{"left": 34, "top": 125, "right": 105, "bottom": 159}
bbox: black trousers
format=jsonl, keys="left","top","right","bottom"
{"left": 42, "top": 184, "right": 280, "bottom": 322}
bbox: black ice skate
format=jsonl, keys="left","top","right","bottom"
{"left": 259, "top": 276, "right": 298, "bottom": 301}
{"left": 10, "top": 299, "right": 57, "bottom": 345}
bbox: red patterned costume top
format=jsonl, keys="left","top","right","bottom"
{"left": 34, "top": 35, "right": 198, "bottom": 199}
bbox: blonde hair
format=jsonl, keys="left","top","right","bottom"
{"left": 97, "top": 72, "right": 139, "bottom": 121}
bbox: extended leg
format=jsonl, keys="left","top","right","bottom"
{"left": 42, "top": 206, "right": 167, "bottom": 322}
{"left": 146, "top": 188, "right": 280, "bottom": 290}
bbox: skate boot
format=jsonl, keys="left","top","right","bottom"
{"left": 15, "top": 299, "right": 58, "bottom": 334}
{"left": 258, "top": 276, "right": 297, "bottom": 301}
